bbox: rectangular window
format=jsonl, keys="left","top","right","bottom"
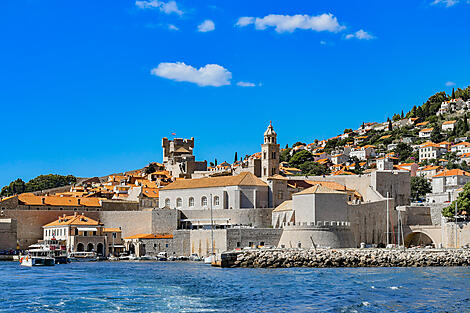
{"left": 165, "top": 244, "right": 169, "bottom": 248}
{"left": 236, "top": 242, "right": 241, "bottom": 248}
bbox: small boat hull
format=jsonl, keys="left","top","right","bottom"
{"left": 20, "top": 256, "right": 55, "bottom": 267}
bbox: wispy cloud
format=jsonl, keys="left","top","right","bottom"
{"left": 197, "top": 20, "right": 215, "bottom": 32}
{"left": 168, "top": 24, "right": 179, "bottom": 31}
{"left": 236, "top": 14, "right": 345, "bottom": 33}
{"left": 431, "top": 0, "right": 459, "bottom": 7}
{"left": 237, "top": 81, "right": 256, "bottom": 87}
{"left": 320, "top": 40, "right": 327, "bottom": 45}
{"left": 446, "top": 81, "right": 456, "bottom": 86}
{"left": 345, "top": 29, "right": 375, "bottom": 40}
{"left": 135, "top": 0, "right": 183, "bottom": 15}
{"left": 151, "top": 62, "right": 231, "bottom": 87}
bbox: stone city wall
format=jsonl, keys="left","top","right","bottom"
{"left": 0, "top": 218, "right": 17, "bottom": 250}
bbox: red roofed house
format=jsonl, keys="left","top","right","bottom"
{"left": 427, "top": 169, "right": 470, "bottom": 203}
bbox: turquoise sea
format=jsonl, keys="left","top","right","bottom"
{"left": 1, "top": 261, "right": 469, "bottom": 312}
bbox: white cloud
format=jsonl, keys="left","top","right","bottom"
{"left": 345, "top": 29, "right": 375, "bottom": 40}
{"left": 320, "top": 40, "right": 327, "bottom": 45}
{"left": 236, "top": 17, "right": 255, "bottom": 27}
{"left": 237, "top": 81, "right": 256, "bottom": 87}
{"left": 135, "top": 0, "right": 183, "bottom": 15}
{"left": 446, "top": 81, "right": 456, "bottom": 86}
{"left": 151, "top": 62, "right": 231, "bottom": 87}
{"left": 168, "top": 24, "right": 179, "bottom": 31}
{"left": 235, "top": 13, "right": 345, "bottom": 33}
{"left": 431, "top": 0, "right": 459, "bottom": 7}
{"left": 197, "top": 20, "right": 215, "bottom": 32}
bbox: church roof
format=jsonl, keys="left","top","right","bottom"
{"left": 264, "top": 121, "right": 276, "bottom": 136}
{"left": 160, "top": 172, "right": 267, "bottom": 190}
{"left": 295, "top": 184, "right": 346, "bottom": 195}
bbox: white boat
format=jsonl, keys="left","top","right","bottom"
{"left": 189, "top": 254, "right": 201, "bottom": 262}
{"left": 204, "top": 255, "right": 215, "bottom": 264}
{"left": 69, "top": 251, "right": 98, "bottom": 262}
{"left": 157, "top": 252, "right": 168, "bottom": 261}
{"left": 20, "top": 250, "right": 55, "bottom": 267}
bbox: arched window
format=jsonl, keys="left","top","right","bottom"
{"left": 189, "top": 197, "right": 194, "bottom": 207}
{"left": 201, "top": 196, "right": 207, "bottom": 207}
{"left": 176, "top": 198, "right": 182, "bottom": 208}
{"left": 214, "top": 196, "right": 220, "bottom": 206}
{"left": 164, "top": 198, "right": 170, "bottom": 207}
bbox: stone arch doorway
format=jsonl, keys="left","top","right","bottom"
{"left": 129, "top": 243, "right": 135, "bottom": 255}
{"left": 97, "top": 243, "right": 104, "bottom": 256}
{"left": 77, "top": 243, "right": 84, "bottom": 252}
{"left": 404, "top": 232, "right": 434, "bottom": 248}
{"left": 87, "top": 243, "right": 94, "bottom": 252}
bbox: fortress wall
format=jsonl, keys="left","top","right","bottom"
{"left": 0, "top": 218, "right": 17, "bottom": 250}
{"left": 4, "top": 210, "right": 100, "bottom": 248}
{"left": 278, "top": 226, "right": 355, "bottom": 249}
{"left": 180, "top": 208, "right": 273, "bottom": 228}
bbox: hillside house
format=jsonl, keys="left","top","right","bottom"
{"left": 419, "top": 128, "right": 433, "bottom": 138}
{"left": 442, "top": 120, "right": 456, "bottom": 132}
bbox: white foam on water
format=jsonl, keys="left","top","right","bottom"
{"left": 362, "top": 302, "right": 370, "bottom": 306}
{"left": 390, "top": 286, "right": 400, "bottom": 290}
{"left": 370, "top": 286, "right": 375, "bottom": 289}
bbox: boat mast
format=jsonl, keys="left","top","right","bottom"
{"left": 210, "top": 193, "right": 214, "bottom": 256}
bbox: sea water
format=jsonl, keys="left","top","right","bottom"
{"left": 1, "top": 261, "right": 469, "bottom": 312}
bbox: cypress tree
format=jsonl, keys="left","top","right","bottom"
{"left": 464, "top": 115, "right": 469, "bottom": 133}
{"left": 452, "top": 88, "right": 455, "bottom": 99}
{"left": 234, "top": 152, "right": 238, "bottom": 163}
{"left": 401, "top": 110, "right": 404, "bottom": 118}
{"left": 388, "top": 120, "right": 393, "bottom": 131}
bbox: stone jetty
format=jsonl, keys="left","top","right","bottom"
{"left": 224, "top": 249, "right": 470, "bottom": 268}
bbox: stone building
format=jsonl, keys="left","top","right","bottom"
{"left": 0, "top": 218, "right": 17, "bottom": 250}
{"left": 261, "top": 121, "right": 280, "bottom": 179}
{"left": 159, "top": 172, "right": 269, "bottom": 211}
{"left": 42, "top": 213, "right": 108, "bottom": 256}
{"left": 162, "top": 137, "right": 207, "bottom": 178}
{"left": 123, "top": 233, "right": 174, "bottom": 257}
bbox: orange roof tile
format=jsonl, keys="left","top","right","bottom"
{"left": 442, "top": 120, "right": 456, "bottom": 125}
{"left": 43, "top": 214, "right": 102, "bottom": 227}
{"left": 433, "top": 169, "right": 470, "bottom": 178}
{"left": 160, "top": 172, "right": 267, "bottom": 190}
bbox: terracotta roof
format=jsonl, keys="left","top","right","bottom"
{"left": 380, "top": 135, "right": 392, "bottom": 140}
{"left": 305, "top": 180, "right": 358, "bottom": 195}
{"left": 420, "top": 128, "right": 434, "bottom": 132}
{"left": 295, "top": 184, "right": 346, "bottom": 195}
{"left": 442, "top": 120, "right": 456, "bottom": 125}
{"left": 421, "top": 165, "right": 441, "bottom": 171}
{"left": 453, "top": 142, "right": 470, "bottom": 147}
{"left": 160, "top": 172, "right": 267, "bottom": 190}
{"left": 433, "top": 169, "right": 470, "bottom": 178}
{"left": 273, "top": 200, "right": 293, "bottom": 212}
{"left": 416, "top": 121, "right": 429, "bottom": 127}
{"left": 124, "top": 234, "right": 173, "bottom": 239}
{"left": 43, "top": 214, "right": 102, "bottom": 227}
{"left": 142, "top": 187, "right": 159, "bottom": 198}
{"left": 103, "top": 228, "right": 122, "bottom": 232}
{"left": 16, "top": 194, "right": 103, "bottom": 207}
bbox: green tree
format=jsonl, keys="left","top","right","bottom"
{"left": 442, "top": 182, "right": 470, "bottom": 217}
{"left": 299, "top": 161, "right": 329, "bottom": 176}
{"left": 451, "top": 87, "right": 455, "bottom": 99}
{"left": 393, "top": 143, "right": 413, "bottom": 162}
{"left": 388, "top": 119, "right": 393, "bottom": 131}
{"left": 430, "top": 127, "right": 443, "bottom": 143}
{"left": 279, "top": 148, "right": 292, "bottom": 163}
{"left": 292, "top": 141, "right": 306, "bottom": 148}
{"left": 410, "top": 176, "right": 431, "bottom": 202}
{"left": 234, "top": 152, "right": 238, "bottom": 163}
{"left": 289, "top": 150, "right": 314, "bottom": 168}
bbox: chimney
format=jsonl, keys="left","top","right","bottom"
{"left": 41, "top": 197, "right": 46, "bottom": 205}
{"left": 77, "top": 198, "right": 81, "bottom": 205}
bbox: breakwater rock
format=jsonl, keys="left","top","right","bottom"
{"left": 229, "top": 249, "right": 470, "bottom": 268}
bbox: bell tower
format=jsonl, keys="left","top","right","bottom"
{"left": 261, "top": 121, "right": 280, "bottom": 180}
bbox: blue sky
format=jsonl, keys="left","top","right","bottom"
{"left": 1, "top": 0, "right": 469, "bottom": 186}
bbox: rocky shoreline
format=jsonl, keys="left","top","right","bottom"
{"left": 227, "top": 248, "right": 470, "bottom": 268}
